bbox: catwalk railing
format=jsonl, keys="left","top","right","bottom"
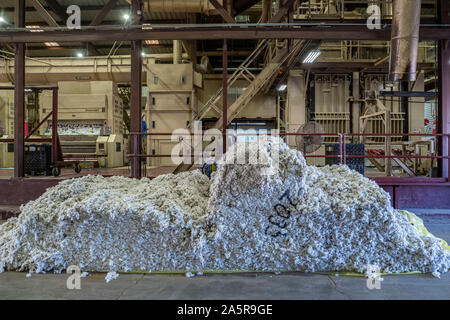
{"left": 127, "top": 132, "right": 450, "bottom": 168}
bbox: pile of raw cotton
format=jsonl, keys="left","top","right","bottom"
{"left": 0, "top": 137, "right": 448, "bottom": 275}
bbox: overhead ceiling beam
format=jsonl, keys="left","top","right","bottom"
{"left": 90, "top": 0, "right": 119, "bottom": 26}
{"left": 40, "top": 0, "right": 101, "bottom": 56}
{"left": 30, "top": 0, "right": 58, "bottom": 27}
{"left": 1, "top": 25, "right": 449, "bottom": 42}
{"left": 209, "top": 0, "right": 236, "bottom": 24}
{"left": 234, "top": 0, "right": 260, "bottom": 15}
{"left": 269, "top": 0, "right": 296, "bottom": 23}
{"left": 1, "top": 5, "right": 130, "bottom": 12}
{"left": 40, "top": 0, "right": 68, "bottom": 23}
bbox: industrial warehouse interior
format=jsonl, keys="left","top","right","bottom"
{"left": 0, "top": 0, "right": 449, "bottom": 304}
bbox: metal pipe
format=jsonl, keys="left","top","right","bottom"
{"left": 127, "top": 0, "right": 222, "bottom": 14}
{"left": 173, "top": 40, "right": 182, "bottom": 64}
{"left": 389, "top": 0, "right": 422, "bottom": 82}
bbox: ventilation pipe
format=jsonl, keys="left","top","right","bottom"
{"left": 389, "top": 0, "right": 421, "bottom": 82}
{"left": 173, "top": 40, "right": 182, "bottom": 64}
{"left": 128, "top": 0, "right": 223, "bottom": 14}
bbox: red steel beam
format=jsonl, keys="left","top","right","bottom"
{"left": 14, "top": 0, "right": 25, "bottom": 178}
{"left": 51, "top": 88, "right": 58, "bottom": 165}
{"left": 438, "top": 0, "right": 450, "bottom": 180}
{"left": 1, "top": 25, "right": 450, "bottom": 43}
{"left": 222, "top": 39, "right": 228, "bottom": 154}
{"left": 130, "top": 0, "right": 142, "bottom": 179}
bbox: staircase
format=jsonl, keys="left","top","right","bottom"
{"left": 194, "top": 39, "right": 270, "bottom": 122}
{"left": 173, "top": 40, "right": 306, "bottom": 174}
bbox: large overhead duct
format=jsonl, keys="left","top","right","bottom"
{"left": 389, "top": 0, "right": 421, "bottom": 82}
{"left": 173, "top": 40, "right": 182, "bottom": 64}
{"left": 127, "top": 0, "right": 223, "bottom": 14}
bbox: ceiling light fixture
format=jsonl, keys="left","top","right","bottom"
{"left": 145, "top": 40, "right": 159, "bottom": 45}
{"left": 277, "top": 84, "right": 287, "bottom": 91}
{"left": 44, "top": 42, "right": 60, "bottom": 47}
{"left": 76, "top": 52, "right": 84, "bottom": 58}
{"left": 26, "top": 25, "right": 43, "bottom": 32}
{"left": 302, "top": 50, "right": 321, "bottom": 64}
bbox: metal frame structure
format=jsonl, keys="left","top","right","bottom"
{"left": 0, "top": 0, "right": 449, "bottom": 208}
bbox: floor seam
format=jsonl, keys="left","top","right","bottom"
{"left": 327, "top": 275, "right": 352, "bottom": 300}
{"left": 115, "top": 274, "right": 145, "bottom": 300}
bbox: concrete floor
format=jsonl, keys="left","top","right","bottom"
{"left": 0, "top": 272, "right": 448, "bottom": 300}
{"left": 0, "top": 212, "right": 449, "bottom": 300}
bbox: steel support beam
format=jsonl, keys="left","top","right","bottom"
{"left": 90, "top": 0, "right": 119, "bottom": 26}
{"left": 269, "top": 0, "right": 296, "bottom": 23}
{"left": 14, "top": 0, "right": 25, "bottom": 178}
{"left": 438, "top": 1, "right": 450, "bottom": 180}
{"left": 1, "top": 26, "right": 450, "bottom": 43}
{"left": 30, "top": 0, "right": 59, "bottom": 27}
{"left": 130, "top": 0, "right": 142, "bottom": 179}
{"left": 209, "top": 0, "right": 236, "bottom": 24}
{"left": 51, "top": 88, "right": 58, "bottom": 165}
{"left": 39, "top": 0, "right": 101, "bottom": 56}
{"left": 222, "top": 39, "right": 228, "bottom": 154}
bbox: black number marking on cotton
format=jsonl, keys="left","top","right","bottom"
{"left": 265, "top": 189, "right": 297, "bottom": 238}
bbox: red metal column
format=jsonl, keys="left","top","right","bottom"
{"left": 13, "top": 0, "right": 25, "bottom": 178}
{"left": 130, "top": 0, "right": 142, "bottom": 178}
{"left": 51, "top": 88, "right": 58, "bottom": 165}
{"left": 438, "top": 0, "right": 450, "bottom": 179}
{"left": 222, "top": 39, "right": 228, "bottom": 154}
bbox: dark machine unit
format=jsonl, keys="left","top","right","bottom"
{"left": 325, "top": 143, "right": 365, "bottom": 175}
{"left": 24, "top": 144, "right": 52, "bottom": 176}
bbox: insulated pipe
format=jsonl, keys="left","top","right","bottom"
{"left": 173, "top": 40, "right": 182, "bottom": 64}
{"left": 127, "top": 0, "right": 222, "bottom": 14}
{"left": 389, "top": 0, "right": 421, "bottom": 82}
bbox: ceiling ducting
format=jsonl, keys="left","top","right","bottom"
{"left": 127, "top": 0, "right": 223, "bottom": 14}
{"left": 389, "top": 0, "right": 422, "bottom": 82}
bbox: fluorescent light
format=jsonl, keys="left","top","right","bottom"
{"left": 141, "top": 52, "right": 145, "bottom": 57}
{"left": 26, "top": 25, "right": 43, "bottom": 32}
{"left": 0, "top": 17, "right": 5, "bottom": 23}
{"left": 44, "top": 42, "right": 60, "bottom": 47}
{"left": 76, "top": 52, "right": 84, "bottom": 58}
{"left": 123, "top": 14, "right": 130, "bottom": 21}
{"left": 145, "top": 40, "right": 159, "bottom": 45}
{"left": 302, "top": 50, "right": 321, "bottom": 64}
{"left": 277, "top": 84, "right": 287, "bottom": 91}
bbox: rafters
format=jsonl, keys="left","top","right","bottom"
{"left": 30, "top": 0, "right": 58, "bottom": 27}
{"left": 38, "top": 0, "right": 101, "bottom": 56}
{"left": 209, "top": 0, "right": 236, "bottom": 24}
{"left": 90, "top": 0, "right": 119, "bottom": 26}
{"left": 269, "top": 0, "right": 296, "bottom": 23}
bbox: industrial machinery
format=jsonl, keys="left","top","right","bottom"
{"left": 0, "top": 87, "right": 14, "bottom": 168}
{"left": 146, "top": 63, "right": 199, "bottom": 167}
{"left": 39, "top": 81, "right": 125, "bottom": 168}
